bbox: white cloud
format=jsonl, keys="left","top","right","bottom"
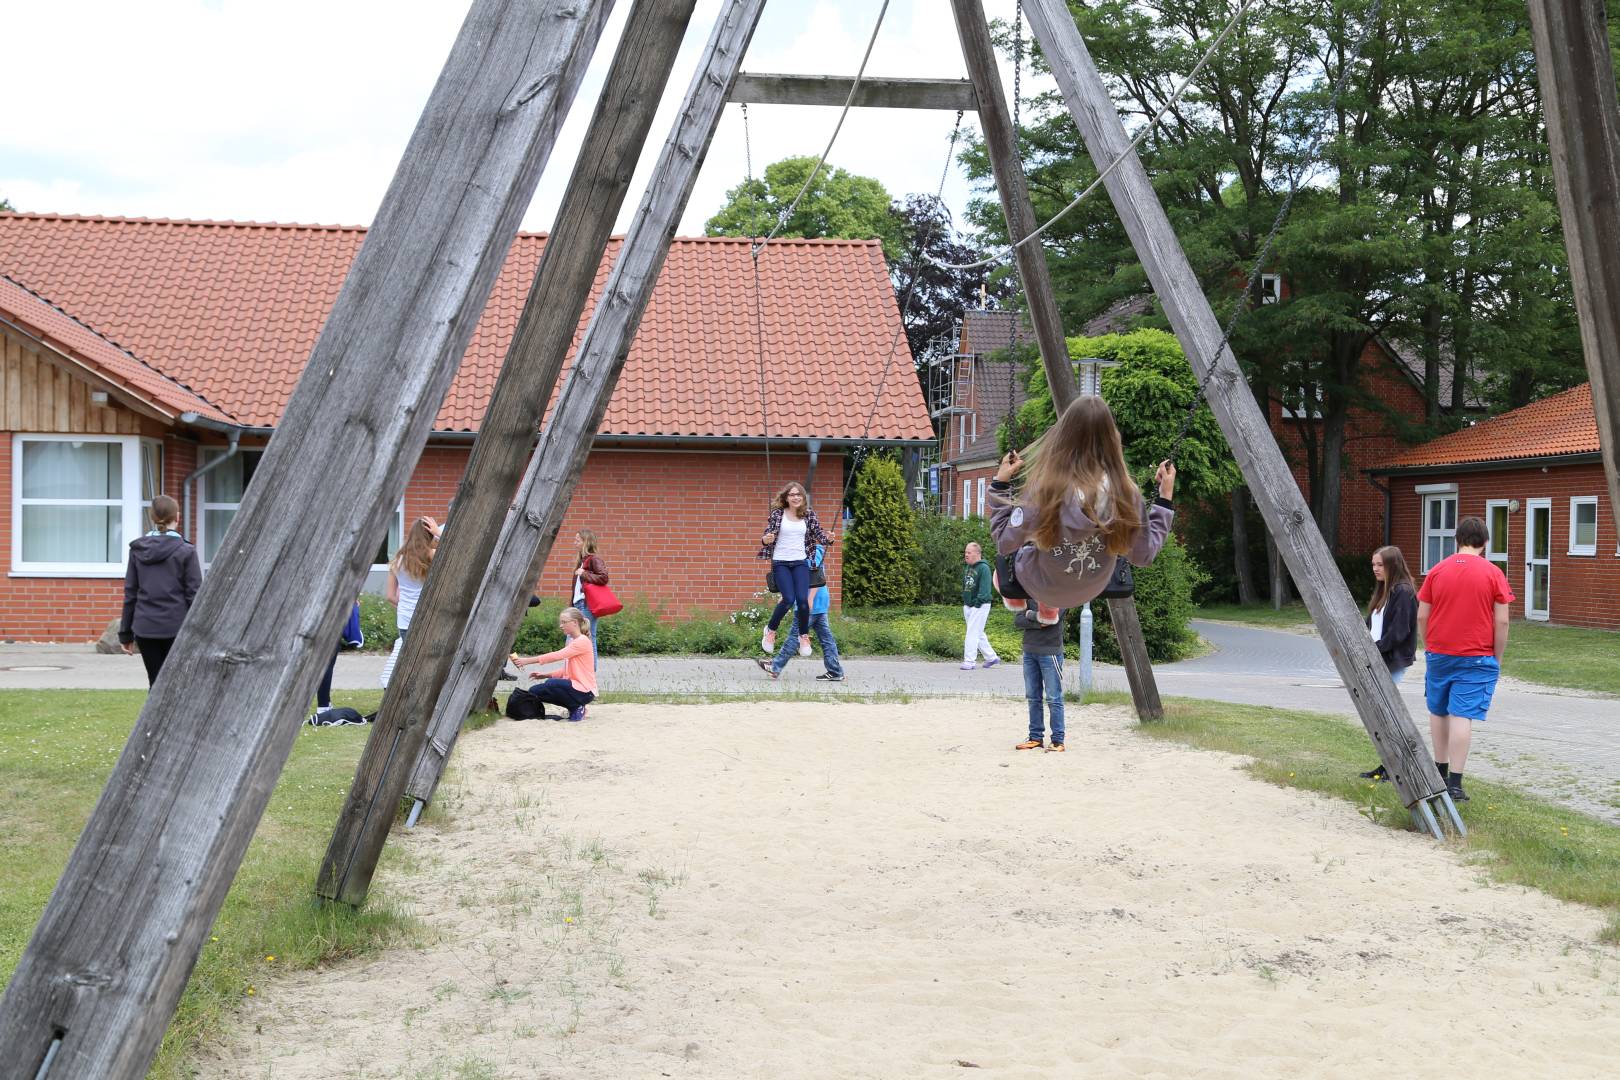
{"left": 1, "top": 0, "right": 1047, "bottom": 237}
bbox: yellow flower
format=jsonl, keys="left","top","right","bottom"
{"left": 210, "top": 936, "right": 219, "bottom": 942}
{"left": 265, "top": 955, "right": 276, "bottom": 962}
{"left": 246, "top": 987, "right": 255, "bottom": 996}
{"left": 563, "top": 917, "right": 574, "bottom": 924}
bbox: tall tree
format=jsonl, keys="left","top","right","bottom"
{"left": 705, "top": 155, "right": 904, "bottom": 258}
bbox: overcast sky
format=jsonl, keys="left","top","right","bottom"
{"left": 1, "top": 0, "right": 1048, "bottom": 239}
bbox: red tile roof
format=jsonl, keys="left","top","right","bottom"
{"left": 0, "top": 213, "right": 931, "bottom": 441}
{"left": 0, "top": 273, "right": 235, "bottom": 423}
{"left": 1381, "top": 383, "right": 1598, "bottom": 469}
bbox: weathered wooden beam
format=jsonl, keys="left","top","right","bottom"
{"left": 1526, "top": 0, "right": 1620, "bottom": 540}
{"left": 1021, "top": 0, "right": 1444, "bottom": 807}
{"left": 952, "top": 0, "right": 1165, "bottom": 721}
{"left": 405, "top": 0, "right": 770, "bottom": 811}
{"left": 315, "top": 0, "right": 700, "bottom": 908}
{"left": 0, "top": 2, "right": 615, "bottom": 1074}
{"left": 730, "top": 73, "right": 977, "bottom": 111}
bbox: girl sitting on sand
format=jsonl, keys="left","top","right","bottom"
{"left": 510, "top": 606, "right": 597, "bottom": 722}
{"left": 989, "top": 396, "right": 1177, "bottom": 623}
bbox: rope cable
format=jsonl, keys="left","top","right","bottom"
{"left": 931, "top": 0, "right": 1259, "bottom": 272}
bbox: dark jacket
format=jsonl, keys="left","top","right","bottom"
{"left": 989, "top": 480, "right": 1174, "bottom": 608}
{"left": 119, "top": 533, "right": 202, "bottom": 643}
{"left": 1368, "top": 581, "right": 1418, "bottom": 672}
{"left": 1014, "top": 608, "right": 1066, "bottom": 655}
{"left": 962, "top": 560, "right": 993, "bottom": 606}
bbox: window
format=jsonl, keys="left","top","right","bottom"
{"left": 976, "top": 477, "right": 987, "bottom": 518}
{"left": 199, "top": 449, "right": 264, "bottom": 564}
{"left": 1259, "top": 273, "right": 1282, "bottom": 304}
{"left": 1419, "top": 486, "right": 1458, "bottom": 572}
{"left": 374, "top": 503, "right": 404, "bottom": 569}
{"left": 962, "top": 480, "right": 971, "bottom": 522}
{"left": 1484, "top": 500, "right": 1510, "bottom": 578}
{"left": 1569, "top": 496, "right": 1598, "bottom": 556}
{"left": 11, "top": 435, "right": 155, "bottom": 574}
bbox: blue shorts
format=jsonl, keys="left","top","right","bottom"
{"left": 1424, "top": 652, "right": 1500, "bottom": 721}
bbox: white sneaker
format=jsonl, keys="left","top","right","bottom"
{"left": 960, "top": 662, "right": 976, "bottom": 670}
{"left": 798, "top": 635, "right": 812, "bottom": 657}
{"left": 762, "top": 628, "right": 776, "bottom": 653}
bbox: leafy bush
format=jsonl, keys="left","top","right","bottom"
{"left": 358, "top": 594, "right": 398, "bottom": 651}
{"left": 1089, "top": 533, "right": 1208, "bottom": 662}
{"left": 1335, "top": 553, "right": 1375, "bottom": 605}
{"left": 842, "top": 455, "right": 920, "bottom": 606}
{"left": 911, "top": 514, "right": 993, "bottom": 605}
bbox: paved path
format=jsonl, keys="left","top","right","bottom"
{"left": 3, "top": 621, "right": 1614, "bottom": 822}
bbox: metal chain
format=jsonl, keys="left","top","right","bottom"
{"left": 1150, "top": 0, "right": 1384, "bottom": 497}
{"left": 1011, "top": 0, "right": 1024, "bottom": 238}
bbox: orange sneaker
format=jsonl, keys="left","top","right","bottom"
{"left": 1045, "top": 742, "right": 1066, "bottom": 753}
{"left": 1015, "top": 739, "right": 1043, "bottom": 750}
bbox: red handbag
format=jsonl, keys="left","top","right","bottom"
{"left": 581, "top": 580, "right": 623, "bottom": 618}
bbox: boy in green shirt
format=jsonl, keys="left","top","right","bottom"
{"left": 960, "top": 542, "right": 1000, "bottom": 670}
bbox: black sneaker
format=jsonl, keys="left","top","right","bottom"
{"left": 1447, "top": 783, "right": 1469, "bottom": 803}
{"left": 816, "top": 672, "right": 844, "bottom": 682}
{"left": 496, "top": 668, "right": 518, "bottom": 682}
{"left": 1359, "top": 764, "right": 1388, "bottom": 781}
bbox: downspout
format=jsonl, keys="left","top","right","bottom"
{"left": 1366, "top": 473, "right": 1392, "bottom": 547}
{"left": 178, "top": 413, "right": 263, "bottom": 542}
{"left": 805, "top": 439, "right": 821, "bottom": 494}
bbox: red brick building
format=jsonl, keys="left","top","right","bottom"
{"left": 1370, "top": 384, "right": 1616, "bottom": 630}
{"left": 0, "top": 213, "right": 930, "bottom": 640}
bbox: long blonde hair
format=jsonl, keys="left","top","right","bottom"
{"left": 1019, "top": 396, "right": 1142, "bottom": 556}
{"left": 391, "top": 517, "right": 437, "bottom": 580}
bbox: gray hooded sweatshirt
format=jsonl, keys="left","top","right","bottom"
{"left": 119, "top": 532, "right": 203, "bottom": 643}
{"left": 989, "top": 479, "right": 1174, "bottom": 609}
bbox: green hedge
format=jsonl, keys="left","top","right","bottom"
{"left": 843, "top": 454, "right": 920, "bottom": 606}
{"left": 1087, "top": 533, "right": 1207, "bottom": 663}
{"left": 911, "top": 514, "right": 993, "bottom": 605}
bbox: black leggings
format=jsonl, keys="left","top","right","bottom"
{"left": 316, "top": 642, "right": 341, "bottom": 709}
{"left": 518, "top": 677, "right": 595, "bottom": 712}
{"left": 135, "top": 636, "right": 175, "bottom": 687}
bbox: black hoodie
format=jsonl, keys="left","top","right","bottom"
{"left": 119, "top": 533, "right": 203, "bottom": 643}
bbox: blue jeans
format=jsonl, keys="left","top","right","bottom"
{"left": 1023, "top": 652, "right": 1064, "bottom": 743}
{"left": 769, "top": 559, "right": 812, "bottom": 637}
{"left": 771, "top": 611, "right": 843, "bottom": 677}
{"left": 578, "top": 598, "right": 599, "bottom": 668}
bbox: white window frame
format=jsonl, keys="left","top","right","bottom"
{"left": 1417, "top": 483, "right": 1458, "bottom": 573}
{"left": 1483, "top": 498, "right": 1511, "bottom": 579}
{"left": 1525, "top": 497, "right": 1552, "bottom": 621}
{"left": 1568, "top": 496, "right": 1598, "bottom": 557}
{"left": 11, "top": 434, "right": 148, "bottom": 577}
{"left": 962, "top": 479, "right": 971, "bottom": 522}
{"left": 976, "top": 477, "right": 987, "bottom": 518}
{"left": 1259, "top": 273, "right": 1282, "bottom": 304}
{"left": 373, "top": 502, "right": 406, "bottom": 570}
{"left": 197, "top": 447, "right": 265, "bottom": 567}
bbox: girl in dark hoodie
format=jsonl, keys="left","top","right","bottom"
{"left": 119, "top": 494, "right": 203, "bottom": 686}
{"left": 1359, "top": 545, "right": 1419, "bottom": 781}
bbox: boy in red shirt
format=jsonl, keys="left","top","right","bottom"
{"left": 1418, "top": 516, "right": 1514, "bottom": 803}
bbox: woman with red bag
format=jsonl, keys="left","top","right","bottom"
{"left": 571, "top": 529, "right": 616, "bottom": 667}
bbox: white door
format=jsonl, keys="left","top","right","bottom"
{"left": 1525, "top": 498, "right": 1551, "bottom": 621}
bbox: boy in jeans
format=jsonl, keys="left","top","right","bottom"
{"left": 1419, "top": 515, "right": 1514, "bottom": 803}
{"left": 757, "top": 546, "right": 844, "bottom": 681}
{"left": 1014, "top": 608, "right": 1066, "bottom": 751}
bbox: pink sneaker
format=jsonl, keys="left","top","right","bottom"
{"left": 762, "top": 628, "right": 776, "bottom": 653}
{"left": 798, "top": 634, "right": 812, "bottom": 657}
{"left": 1036, "top": 605, "right": 1061, "bottom": 625}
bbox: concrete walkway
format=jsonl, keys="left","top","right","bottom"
{"left": 3, "top": 620, "right": 1614, "bottom": 822}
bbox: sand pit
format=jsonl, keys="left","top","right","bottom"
{"left": 198, "top": 701, "right": 1620, "bottom": 1079}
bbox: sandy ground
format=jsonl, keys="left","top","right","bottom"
{"left": 197, "top": 701, "right": 1620, "bottom": 1080}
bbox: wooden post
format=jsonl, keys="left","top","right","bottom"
{"left": 1526, "top": 0, "right": 1620, "bottom": 537}
{"left": 729, "top": 73, "right": 978, "bottom": 110}
{"left": 0, "top": 2, "right": 614, "bottom": 1074}
{"left": 405, "top": 0, "right": 770, "bottom": 811}
{"left": 316, "top": 0, "right": 700, "bottom": 907}
{"left": 1021, "top": 0, "right": 1444, "bottom": 806}
{"left": 952, "top": 0, "right": 1165, "bottom": 721}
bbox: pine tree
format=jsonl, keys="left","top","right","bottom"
{"left": 842, "top": 455, "right": 919, "bottom": 607}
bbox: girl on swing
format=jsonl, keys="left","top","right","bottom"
{"left": 990, "top": 396, "right": 1177, "bottom": 622}
{"left": 758, "top": 481, "right": 835, "bottom": 657}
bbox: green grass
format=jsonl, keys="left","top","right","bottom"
{"left": 1194, "top": 601, "right": 1317, "bottom": 630}
{"left": 1139, "top": 696, "right": 1620, "bottom": 933}
{"left": 1500, "top": 621, "right": 1620, "bottom": 696}
{"left": 0, "top": 689, "right": 416, "bottom": 1078}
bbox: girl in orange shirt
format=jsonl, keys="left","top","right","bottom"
{"left": 510, "top": 607, "right": 598, "bottom": 721}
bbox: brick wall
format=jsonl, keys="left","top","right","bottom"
{"left": 402, "top": 447, "right": 844, "bottom": 617}
{"left": 1388, "top": 461, "right": 1618, "bottom": 630}
{"left": 1269, "top": 342, "right": 1428, "bottom": 556}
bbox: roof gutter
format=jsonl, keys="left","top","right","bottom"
{"left": 422, "top": 431, "right": 933, "bottom": 449}
{"left": 1369, "top": 451, "right": 1603, "bottom": 478}
{"left": 176, "top": 413, "right": 274, "bottom": 541}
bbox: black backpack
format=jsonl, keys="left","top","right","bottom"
{"left": 505, "top": 688, "right": 546, "bottom": 721}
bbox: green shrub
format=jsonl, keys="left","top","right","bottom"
{"left": 918, "top": 624, "right": 960, "bottom": 658}
{"left": 1335, "top": 552, "right": 1375, "bottom": 605}
{"left": 1089, "top": 533, "right": 1207, "bottom": 662}
{"left": 911, "top": 514, "right": 993, "bottom": 605}
{"left": 358, "top": 594, "right": 398, "bottom": 651}
{"left": 842, "top": 455, "right": 919, "bottom": 606}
